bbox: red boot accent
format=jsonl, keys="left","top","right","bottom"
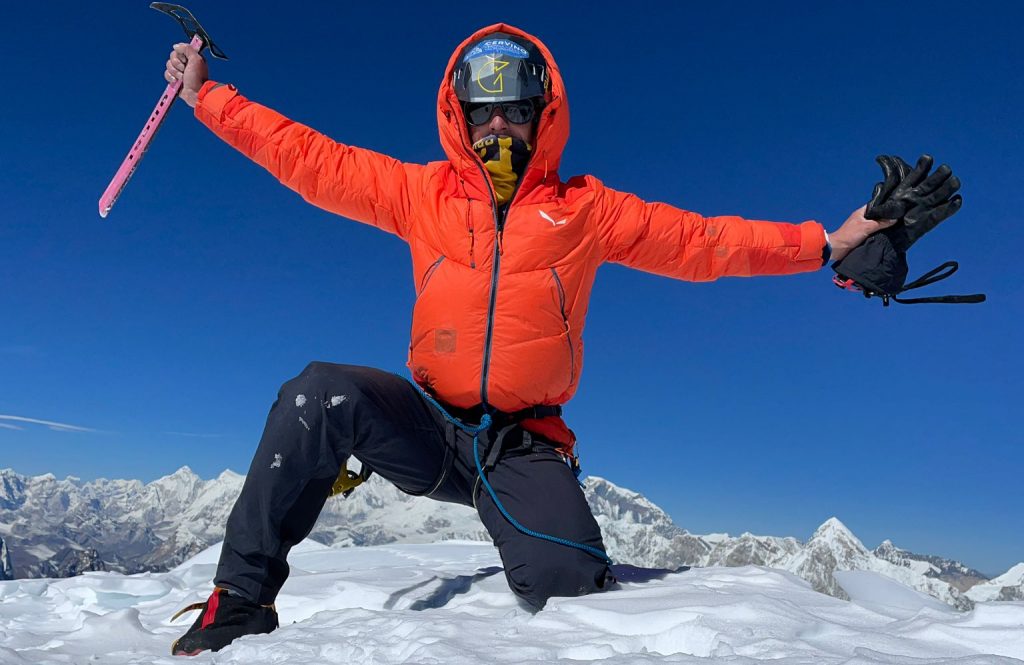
{"left": 200, "top": 589, "right": 222, "bottom": 629}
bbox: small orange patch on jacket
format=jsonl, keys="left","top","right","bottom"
{"left": 435, "top": 329, "right": 457, "bottom": 354}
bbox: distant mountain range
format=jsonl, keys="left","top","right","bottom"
{"left": 1, "top": 467, "right": 1020, "bottom": 608}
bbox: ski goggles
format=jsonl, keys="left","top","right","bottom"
{"left": 463, "top": 99, "right": 538, "bottom": 126}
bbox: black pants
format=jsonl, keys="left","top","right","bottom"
{"left": 215, "top": 362, "right": 614, "bottom": 609}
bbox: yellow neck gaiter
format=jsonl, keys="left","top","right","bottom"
{"left": 472, "top": 135, "right": 532, "bottom": 205}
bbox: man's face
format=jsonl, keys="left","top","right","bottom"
{"left": 467, "top": 102, "right": 536, "bottom": 145}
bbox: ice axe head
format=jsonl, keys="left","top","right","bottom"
{"left": 150, "top": 2, "right": 228, "bottom": 59}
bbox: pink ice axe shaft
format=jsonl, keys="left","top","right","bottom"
{"left": 98, "top": 3, "right": 227, "bottom": 218}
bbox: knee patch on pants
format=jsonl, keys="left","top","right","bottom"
{"left": 504, "top": 552, "right": 613, "bottom": 610}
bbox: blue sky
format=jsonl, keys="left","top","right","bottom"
{"left": 2, "top": 1, "right": 1020, "bottom": 576}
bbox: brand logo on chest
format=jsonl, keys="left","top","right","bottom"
{"left": 539, "top": 210, "right": 567, "bottom": 227}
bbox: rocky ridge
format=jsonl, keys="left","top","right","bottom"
{"left": 0, "top": 536, "right": 13, "bottom": 580}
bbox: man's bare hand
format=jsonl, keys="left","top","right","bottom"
{"left": 165, "top": 43, "right": 208, "bottom": 108}
{"left": 828, "top": 205, "right": 896, "bottom": 262}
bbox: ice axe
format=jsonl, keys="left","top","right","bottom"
{"left": 98, "top": 3, "right": 227, "bottom": 218}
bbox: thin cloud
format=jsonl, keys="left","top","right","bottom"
{"left": 0, "top": 422, "right": 24, "bottom": 431}
{"left": 0, "top": 415, "right": 96, "bottom": 433}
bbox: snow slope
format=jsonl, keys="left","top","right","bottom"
{"left": 1, "top": 541, "right": 1022, "bottom": 664}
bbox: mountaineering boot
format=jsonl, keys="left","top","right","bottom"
{"left": 171, "top": 587, "right": 279, "bottom": 656}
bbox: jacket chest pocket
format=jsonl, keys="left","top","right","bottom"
{"left": 550, "top": 267, "right": 575, "bottom": 385}
{"left": 418, "top": 255, "right": 446, "bottom": 296}
{"left": 408, "top": 255, "right": 452, "bottom": 368}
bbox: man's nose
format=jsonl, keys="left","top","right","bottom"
{"left": 487, "top": 108, "right": 509, "bottom": 131}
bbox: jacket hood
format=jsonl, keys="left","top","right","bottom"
{"left": 437, "top": 24, "right": 569, "bottom": 193}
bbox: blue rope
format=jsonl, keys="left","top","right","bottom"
{"left": 407, "top": 378, "right": 613, "bottom": 565}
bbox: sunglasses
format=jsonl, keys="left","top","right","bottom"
{"left": 463, "top": 100, "right": 538, "bottom": 126}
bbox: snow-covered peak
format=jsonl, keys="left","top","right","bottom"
{"left": 810, "top": 517, "right": 862, "bottom": 546}
{"left": 216, "top": 469, "right": 243, "bottom": 482}
{"left": 992, "top": 563, "right": 1024, "bottom": 585}
{"left": 796, "top": 522, "right": 975, "bottom": 613}
{"left": 875, "top": 538, "right": 896, "bottom": 554}
{"left": 162, "top": 465, "right": 196, "bottom": 479}
{"left": 583, "top": 476, "right": 676, "bottom": 527}
{"left": 782, "top": 517, "right": 876, "bottom": 600}
{"left": 703, "top": 530, "right": 801, "bottom": 569}
{"left": 967, "top": 563, "right": 1024, "bottom": 602}
{"left": 0, "top": 470, "right": 27, "bottom": 510}
{"left": 873, "top": 537, "right": 988, "bottom": 593}
{"left": 151, "top": 466, "right": 201, "bottom": 490}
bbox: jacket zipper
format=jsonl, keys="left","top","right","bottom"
{"left": 550, "top": 267, "right": 575, "bottom": 385}
{"left": 478, "top": 161, "right": 505, "bottom": 408}
{"left": 447, "top": 98, "right": 528, "bottom": 409}
{"left": 477, "top": 170, "right": 527, "bottom": 408}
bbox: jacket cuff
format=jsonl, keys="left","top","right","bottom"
{"left": 195, "top": 80, "right": 237, "bottom": 124}
{"left": 796, "top": 221, "right": 827, "bottom": 264}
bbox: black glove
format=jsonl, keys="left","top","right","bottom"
{"left": 865, "top": 154, "right": 963, "bottom": 251}
{"left": 831, "top": 154, "right": 983, "bottom": 306}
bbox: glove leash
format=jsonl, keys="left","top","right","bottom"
{"left": 834, "top": 260, "right": 986, "bottom": 306}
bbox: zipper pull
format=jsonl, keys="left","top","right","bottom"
{"left": 498, "top": 229, "right": 504, "bottom": 256}
{"left": 466, "top": 204, "right": 476, "bottom": 269}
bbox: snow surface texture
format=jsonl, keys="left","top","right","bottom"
{"left": 1, "top": 541, "right": 1022, "bottom": 664}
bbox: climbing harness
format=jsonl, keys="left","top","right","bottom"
{"left": 409, "top": 378, "right": 613, "bottom": 565}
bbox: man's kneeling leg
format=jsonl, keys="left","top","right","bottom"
{"left": 473, "top": 437, "right": 616, "bottom": 609}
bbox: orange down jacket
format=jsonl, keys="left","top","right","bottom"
{"left": 194, "top": 23, "right": 827, "bottom": 414}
